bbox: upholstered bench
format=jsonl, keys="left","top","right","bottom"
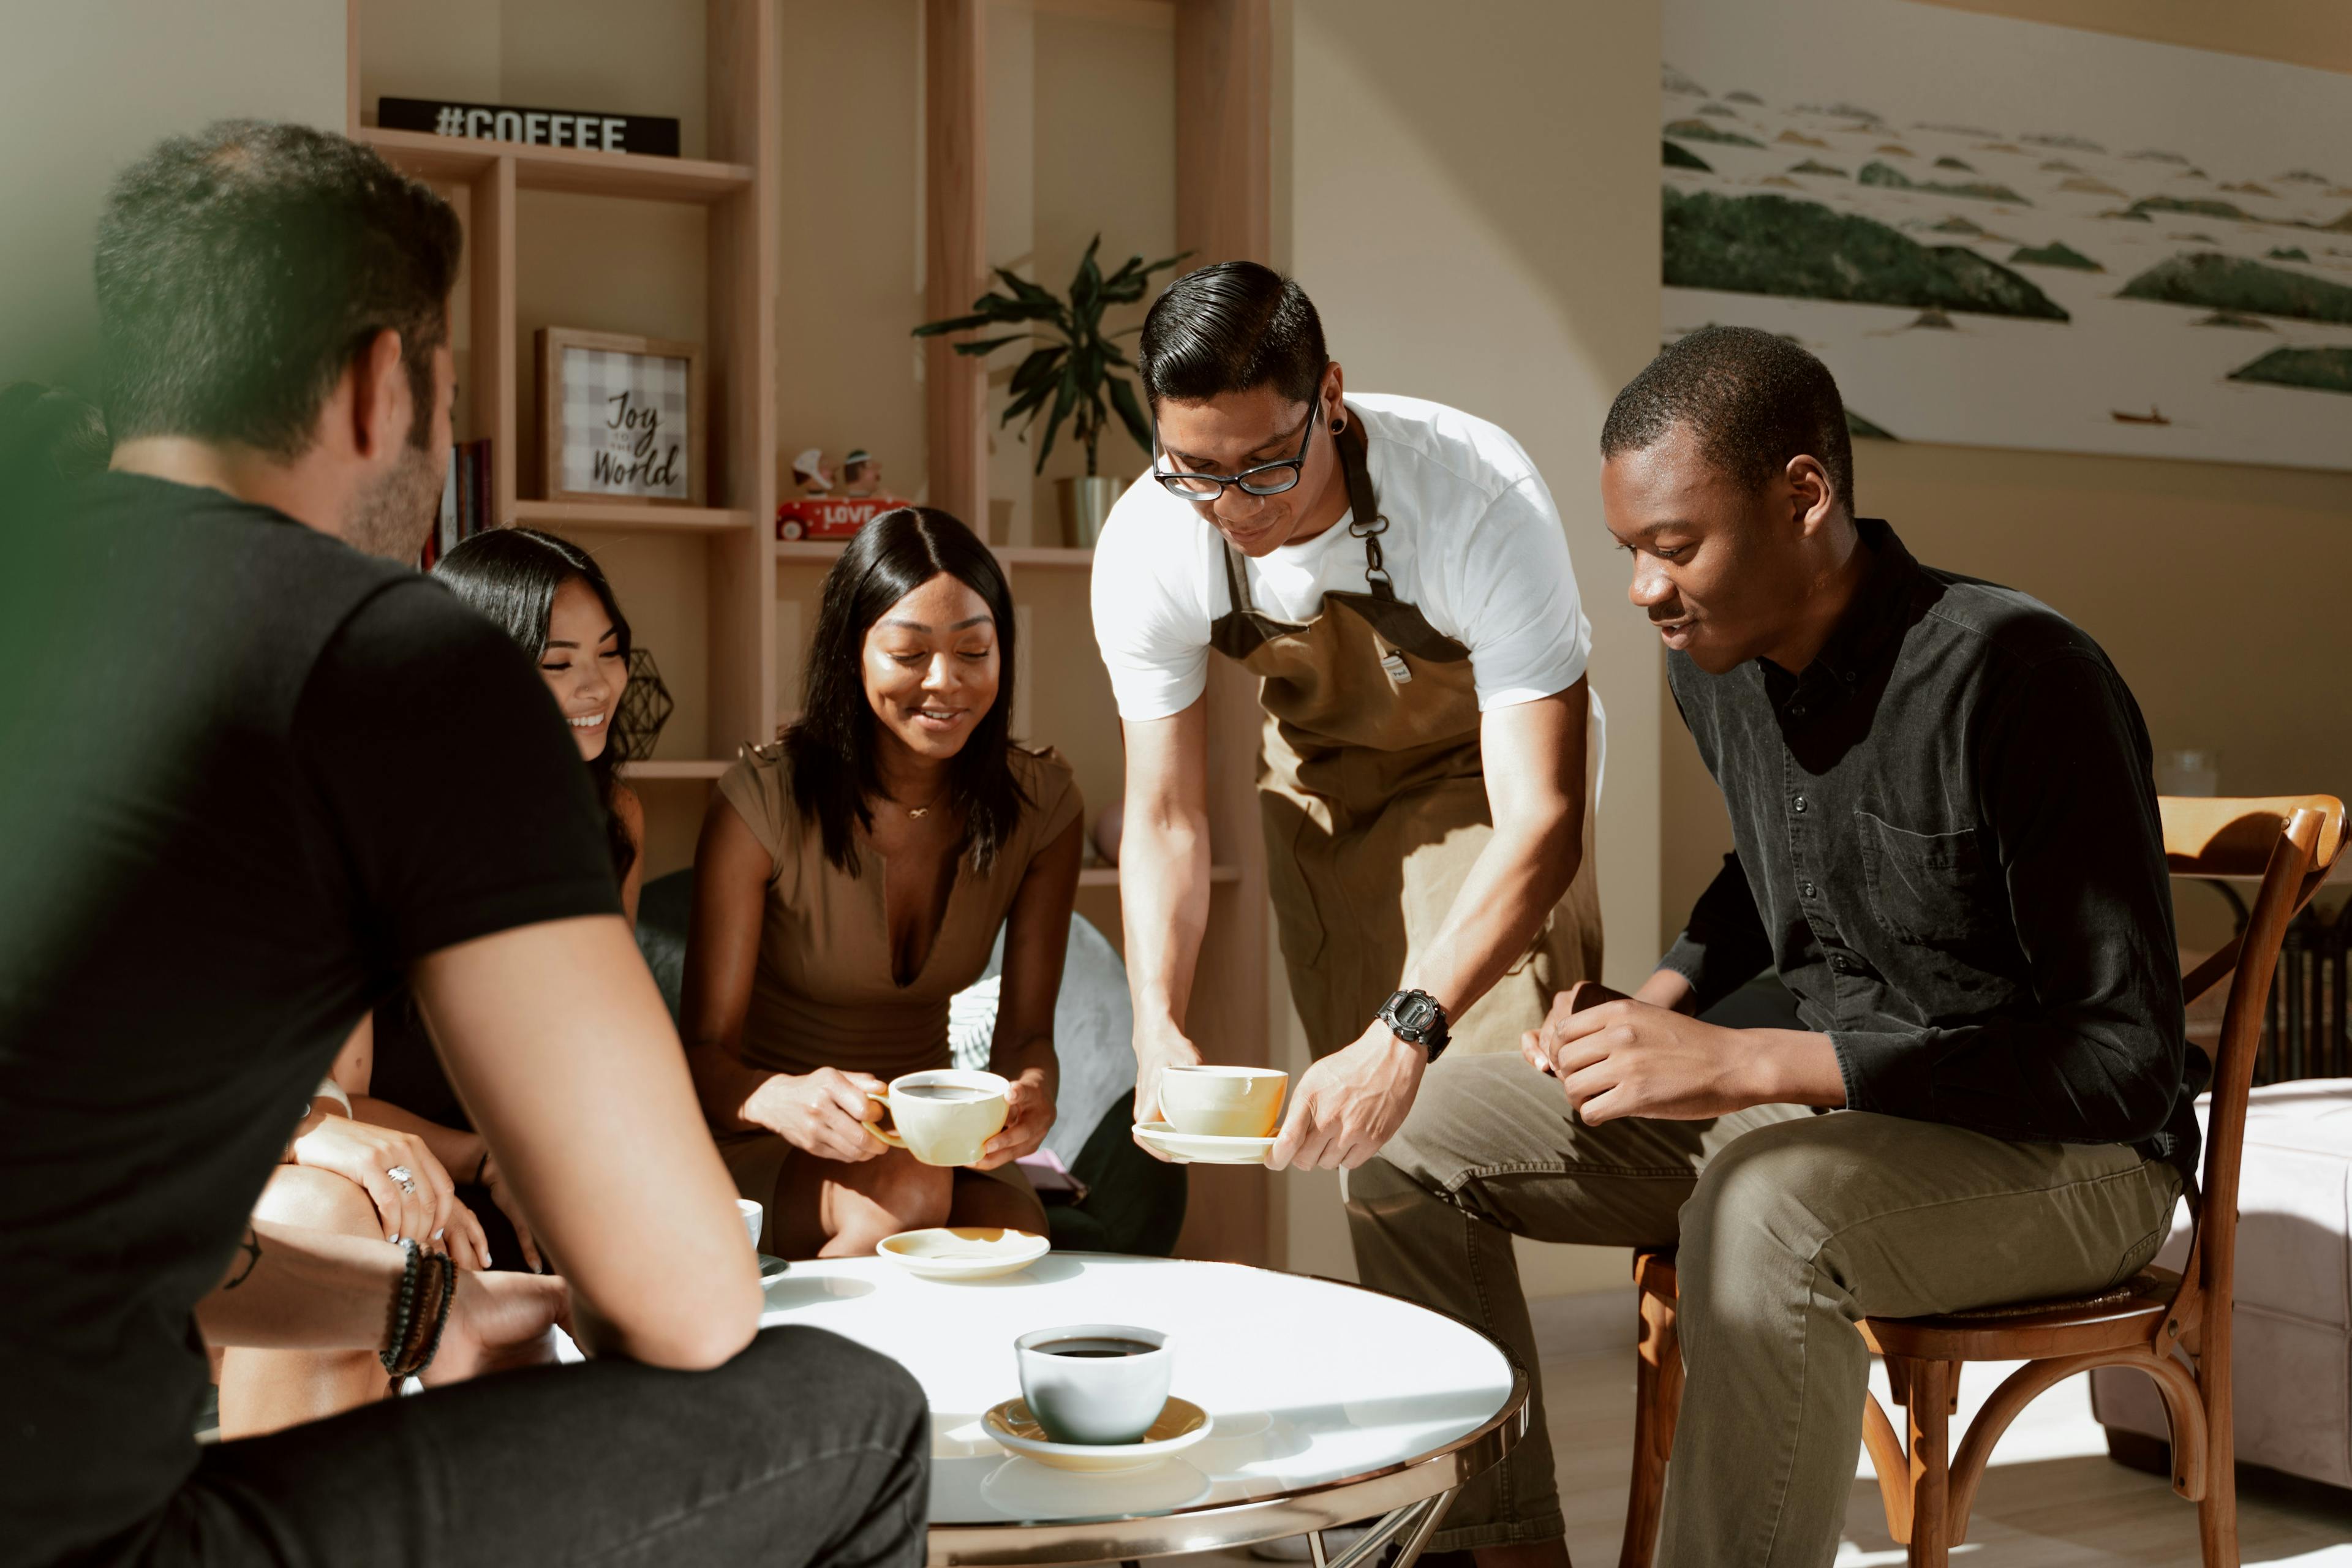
{"left": 2092, "top": 1079, "right": 2352, "bottom": 1490}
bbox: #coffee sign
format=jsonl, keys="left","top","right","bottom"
{"left": 379, "top": 97, "right": 680, "bottom": 158}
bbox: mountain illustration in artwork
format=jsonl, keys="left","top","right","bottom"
{"left": 2129, "top": 195, "right": 2255, "bottom": 222}
{"left": 1666, "top": 118, "right": 1766, "bottom": 148}
{"left": 1655, "top": 42, "right": 2351, "bottom": 473}
{"left": 2010, "top": 241, "right": 2102, "bottom": 271}
{"left": 2228, "top": 346, "right": 2352, "bottom": 394}
{"left": 1662, "top": 186, "right": 2068, "bottom": 320}
{"left": 2116, "top": 252, "right": 2352, "bottom": 325}
{"left": 1859, "top": 160, "right": 2030, "bottom": 205}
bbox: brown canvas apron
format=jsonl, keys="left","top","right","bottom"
{"left": 1208, "top": 413, "right": 1602, "bottom": 1058}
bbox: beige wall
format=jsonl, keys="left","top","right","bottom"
{"left": 0, "top": 2, "right": 345, "bottom": 392}
{"left": 1657, "top": 3, "right": 2352, "bottom": 948}
{"left": 1276, "top": 0, "right": 1665, "bottom": 1295}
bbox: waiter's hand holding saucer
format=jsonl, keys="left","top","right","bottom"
{"left": 1266, "top": 1009, "right": 1430, "bottom": 1171}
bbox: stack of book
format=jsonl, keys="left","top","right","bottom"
{"left": 418, "top": 440, "right": 493, "bottom": 570}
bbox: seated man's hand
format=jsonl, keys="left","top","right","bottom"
{"left": 1544, "top": 999, "right": 1752, "bottom": 1123}
{"left": 1540, "top": 999, "right": 1844, "bottom": 1123}
{"left": 747, "top": 1068, "right": 888, "bottom": 1163}
{"left": 421, "top": 1269, "right": 570, "bottom": 1385}
{"left": 1269, "top": 1022, "right": 1426, "bottom": 1172}
{"left": 976, "top": 1065, "right": 1055, "bottom": 1170}
{"left": 1521, "top": 980, "right": 1629, "bottom": 1076}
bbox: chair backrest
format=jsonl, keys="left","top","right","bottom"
{"left": 2159, "top": 794, "right": 2346, "bottom": 1334}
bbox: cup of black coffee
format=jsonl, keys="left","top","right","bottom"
{"left": 1013, "top": 1323, "right": 1173, "bottom": 1445}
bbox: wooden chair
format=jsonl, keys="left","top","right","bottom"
{"left": 1616, "top": 794, "right": 2347, "bottom": 1568}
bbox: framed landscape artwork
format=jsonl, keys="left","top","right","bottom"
{"left": 1661, "top": 0, "right": 2352, "bottom": 470}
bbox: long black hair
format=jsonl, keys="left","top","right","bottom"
{"left": 433, "top": 527, "right": 638, "bottom": 886}
{"left": 786, "top": 507, "right": 1026, "bottom": 875}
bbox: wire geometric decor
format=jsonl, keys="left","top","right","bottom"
{"left": 610, "top": 647, "right": 675, "bottom": 763}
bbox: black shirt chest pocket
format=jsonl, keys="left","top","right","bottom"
{"left": 1854, "top": 810, "right": 2003, "bottom": 948}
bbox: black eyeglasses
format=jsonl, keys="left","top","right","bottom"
{"left": 1150, "top": 409, "right": 1318, "bottom": 501}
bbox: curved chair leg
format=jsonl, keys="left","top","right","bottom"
{"left": 1861, "top": 1393, "right": 1913, "bottom": 1545}
{"left": 1617, "top": 1282, "right": 1681, "bottom": 1568}
{"left": 2197, "top": 1328, "right": 2236, "bottom": 1568}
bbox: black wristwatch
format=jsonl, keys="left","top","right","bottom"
{"left": 1379, "top": 988, "right": 1451, "bottom": 1062}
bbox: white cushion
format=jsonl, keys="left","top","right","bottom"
{"left": 2090, "top": 1078, "right": 2352, "bottom": 1487}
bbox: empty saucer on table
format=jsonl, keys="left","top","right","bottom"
{"left": 878, "top": 1226, "right": 1050, "bottom": 1282}
{"left": 982, "top": 1396, "right": 1210, "bottom": 1472}
{"left": 1134, "top": 1121, "right": 1275, "bottom": 1165}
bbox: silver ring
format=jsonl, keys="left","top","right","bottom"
{"left": 386, "top": 1164, "right": 417, "bottom": 1196}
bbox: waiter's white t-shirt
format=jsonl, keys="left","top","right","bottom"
{"left": 1090, "top": 392, "right": 1593, "bottom": 722}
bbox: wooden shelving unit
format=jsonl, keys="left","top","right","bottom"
{"left": 351, "top": 0, "right": 777, "bottom": 875}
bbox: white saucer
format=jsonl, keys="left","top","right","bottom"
{"left": 1135, "top": 1120, "right": 1275, "bottom": 1165}
{"left": 982, "top": 1396, "right": 1210, "bottom": 1472}
{"left": 878, "top": 1226, "right": 1050, "bottom": 1281}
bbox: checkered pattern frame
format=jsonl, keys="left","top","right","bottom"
{"left": 559, "top": 346, "right": 691, "bottom": 499}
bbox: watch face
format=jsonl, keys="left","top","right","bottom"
{"left": 1392, "top": 992, "right": 1438, "bottom": 1033}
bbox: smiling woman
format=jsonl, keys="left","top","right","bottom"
{"left": 681, "top": 508, "right": 1086, "bottom": 1261}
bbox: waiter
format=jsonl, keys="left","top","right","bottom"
{"left": 1090, "top": 262, "right": 1602, "bottom": 1172}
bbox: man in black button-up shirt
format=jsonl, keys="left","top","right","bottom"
{"left": 1346, "top": 328, "right": 2189, "bottom": 1568}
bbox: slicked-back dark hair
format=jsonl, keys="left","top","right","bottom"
{"left": 1139, "top": 261, "right": 1328, "bottom": 407}
{"left": 434, "top": 528, "right": 638, "bottom": 888}
{"left": 1600, "top": 325, "right": 1855, "bottom": 513}
{"left": 94, "top": 119, "right": 461, "bottom": 459}
{"left": 784, "top": 507, "right": 1028, "bottom": 876}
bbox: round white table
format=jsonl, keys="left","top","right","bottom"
{"left": 758, "top": 1254, "right": 1528, "bottom": 1568}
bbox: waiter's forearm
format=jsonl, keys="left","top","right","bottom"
{"left": 1400, "top": 813, "right": 1582, "bottom": 1020}
{"left": 1119, "top": 798, "right": 1213, "bottom": 1033}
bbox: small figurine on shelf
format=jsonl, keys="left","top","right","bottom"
{"left": 842, "top": 447, "right": 884, "bottom": 498}
{"left": 776, "top": 443, "right": 910, "bottom": 542}
{"left": 790, "top": 446, "right": 834, "bottom": 497}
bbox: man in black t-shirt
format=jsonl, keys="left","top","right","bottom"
{"left": 0, "top": 121, "right": 925, "bottom": 1568}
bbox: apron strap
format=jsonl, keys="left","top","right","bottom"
{"left": 1337, "top": 415, "right": 1395, "bottom": 601}
{"left": 1219, "top": 529, "right": 1259, "bottom": 617}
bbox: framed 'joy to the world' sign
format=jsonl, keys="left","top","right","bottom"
{"left": 535, "top": 328, "right": 704, "bottom": 507}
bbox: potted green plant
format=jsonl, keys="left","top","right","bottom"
{"left": 914, "top": 236, "right": 1188, "bottom": 546}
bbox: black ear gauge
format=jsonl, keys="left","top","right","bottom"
{"left": 1330, "top": 418, "right": 1344, "bottom": 433}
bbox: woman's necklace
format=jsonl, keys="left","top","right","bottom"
{"left": 889, "top": 782, "right": 952, "bottom": 820}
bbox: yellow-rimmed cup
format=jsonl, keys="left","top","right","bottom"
{"left": 1158, "top": 1065, "right": 1287, "bottom": 1139}
{"left": 866, "top": 1068, "right": 1011, "bottom": 1166}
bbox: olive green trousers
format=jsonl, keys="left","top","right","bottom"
{"left": 1344, "top": 1052, "right": 2181, "bottom": 1566}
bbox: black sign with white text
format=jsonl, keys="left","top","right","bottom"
{"left": 379, "top": 97, "right": 680, "bottom": 158}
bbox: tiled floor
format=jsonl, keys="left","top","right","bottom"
{"left": 1195, "top": 1344, "right": 2352, "bottom": 1567}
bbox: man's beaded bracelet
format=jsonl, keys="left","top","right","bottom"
{"left": 380, "top": 1238, "right": 422, "bottom": 1374}
{"left": 380, "top": 1242, "right": 459, "bottom": 1380}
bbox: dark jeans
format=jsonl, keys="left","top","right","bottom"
{"left": 127, "top": 1325, "right": 927, "bottom": 1568}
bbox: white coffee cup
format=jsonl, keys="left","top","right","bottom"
{"left": 1159, "top": 1065, "right": 1287, "bottom": 1138}
{"left": 867, "top": 1068, "right": 1011, "bottom": 1167}
{"left": 1014, "top": 1322, "right": 1174, "bottom": 1445}
{"left": 737, "top": 1197, "right": 765, "bottom": 1254}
